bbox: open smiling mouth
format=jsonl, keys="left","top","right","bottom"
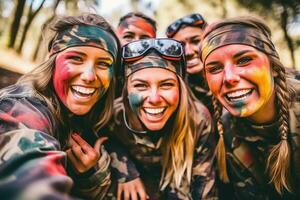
{"left": 225, "top": 89, "right": 253, "bottom": 102}
{"left": 143, "top": 107, "right": 166, "bottom": 116}
{"left": 71, "top": 86, "right": 97, "bottom": 98}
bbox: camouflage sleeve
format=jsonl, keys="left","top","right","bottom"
{"left": 70, "top": 146, "right": 111, "bottom": 200}
{"left": 0, "top": 97, "right": 77, "bottom": 200}
{"left": 191, "top": 107, "right": 219, "bottom": 200}
{"left": 104, "top": 139, "right": 140, "bottom": 183}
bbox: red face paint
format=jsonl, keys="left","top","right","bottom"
{"left": 53, "top": 52, "right": 73, "bottom": 104}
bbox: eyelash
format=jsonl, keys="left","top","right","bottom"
{"left": 237, "top": 56, "right": 253, "bottom": 65}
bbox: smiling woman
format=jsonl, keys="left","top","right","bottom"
{"left": 105, "top": 38, "right": 218, "bottom": 199}
{"left": 0, "top": 14, "right": 120, "bottom": 199}
{"left": 201, "top": 16, "right": 300, "bottom": 200}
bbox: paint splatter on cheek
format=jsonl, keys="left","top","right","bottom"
{"left": 53, "top": 56, "right": 71, "bottom": 103}
{"left": 128, "top": 92, "right": 144, "bottom": 115}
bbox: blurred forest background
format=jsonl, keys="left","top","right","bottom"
{"left": 0, "top": 0, "right": 299, "bottom": 87}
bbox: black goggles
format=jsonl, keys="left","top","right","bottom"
{"left": 166, "top": 13, "right": 206, "bottom": 38}
{"left": 122, "top": 38, "right": 184, "bottom": 62}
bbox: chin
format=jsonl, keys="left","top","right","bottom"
{"left": 145, "top": 123, "right": 165, "bottom": 131}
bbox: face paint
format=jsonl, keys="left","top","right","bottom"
{"left": 117, "top": 17, "right": 156, "bottom": 46}
{"left": 127, "top": 68, "right": 179, "bottom": 131}
{"left": 128, "top": 92, "right": 144, "bottom": 115}
{"left": 54, "top": 46, "right": 113, "bottom": 115}
{"left": 172, "top": 26, "right": 204, "bottom": 74}
{"left": 205, "top": 44, "right": 276, "bottom": 123}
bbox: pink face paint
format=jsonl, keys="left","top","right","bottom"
{"left": 53, "top": 52, "right": 73, "bottom": 104}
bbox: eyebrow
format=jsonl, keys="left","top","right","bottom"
{"left": 233, "top": 50, "right": 252, "bottom": 59}
{"left": 67, "top": 50, "right": 113, "bottom": 61}
{"left": 130, "top": 78, "right": 176, "bottom": 82}
{"left": 205, "top": 50, "right": 253, "bottom": 66}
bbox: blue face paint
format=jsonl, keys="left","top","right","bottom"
{"left": 128, "top": 92, "right": 143, "bottom": 115}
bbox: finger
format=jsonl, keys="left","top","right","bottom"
{"left": 71, "top": 133, "right": 94, "bottom": 153}
{"left": 123, "top": 188, "right": 130, "bottom": 200}
{"left": 137, "top": 188, "right": 148, "bottom": 200}
{"left": 130, "top": 190, "right": 138, "bottom": 200}
{"left": 117, "top": 184, "right": 123, "bottom": 200}
{"left": 94, "top": 137, "right": 108, "bottom": 154}
{"left": 70, "top": 141, "right": 86, "bottom": 161}
{"left": 66, "top": 148, "right": 83, "bottom": 171}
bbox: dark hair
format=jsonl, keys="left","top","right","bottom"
{"left": 118, "top": 12, "right": 157, "bottom": 32}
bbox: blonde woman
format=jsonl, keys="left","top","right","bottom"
{"left": 0, "top": 14, "right": 120, "bottom": 199}
{"left": 200, "top": 17, "right": 300, "bottom": 199}
{"left": 106, "top": 38, "right": 218, "bottom": 199}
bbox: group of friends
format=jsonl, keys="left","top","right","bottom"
{"left": 0, "top": 11, "right": 299, "bottom": 200}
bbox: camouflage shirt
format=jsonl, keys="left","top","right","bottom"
{"left": 105, "top": 97, "right": 218, "bottom": 199}
{"left": 0, "top": 84, "right": 111, "bottom": 200}
{"left": 219, "top": 77, "right": 300, "bottom": 200}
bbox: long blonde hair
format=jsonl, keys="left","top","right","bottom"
{"left": 16, "top": 14, "right": 120, "bottom": 145}
{"left": 123, "top": 75, "right": 197, "bottom": 190}
{"left": 202, "top": 17, "right": 292, "bottom": 194}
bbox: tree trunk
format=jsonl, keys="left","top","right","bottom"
{"left": 32, "top": 0, "right": 61, "bottom": 61}
{"left": 7, "top": 0, "right": 26, "bottom": 48}
{"left": 17, "top": 0, "right": 46, "bottom": 54}
{"left": 280, "top": 5, "right": 295, "bottom": 68}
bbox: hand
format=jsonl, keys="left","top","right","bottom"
{"left": 66, "top": 133, "right": 108, "bottom": 173}
{"left": 117, "top": 178, "right": 148, "bottom": 200}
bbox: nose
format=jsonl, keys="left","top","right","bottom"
{"left": 148, "top": 89, "right": 162, "bottom": 104}
{"left": 224, "top": 65, "right": 240, "bottom": 86}
{"left": 81, "top": 63, "right": 96, "bottom": 83}
{"left": 184, "top": 43, "right": 194, "bottom": 57}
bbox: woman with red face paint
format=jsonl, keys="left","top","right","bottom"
{"left": 0, "top": 14, "right": 120, "bottom": 200}
{"left": 105, "top": 38, "right": 218, "bottom": 199}
{"left": 116, "top": 12, "right": 157, "bottom": 47}
{"left": 201, "top": 17, "right": 300, "bottom": 200}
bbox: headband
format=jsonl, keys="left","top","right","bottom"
{"left": 50, "top": 25, "right": 118, "bottom": 61}
{"left": 201, "top": 24, "right": 279, "bottom": 64}
{"left": 118, "top": 17, "right": 156, "bottom": 37}
{"left": 124, "top": 52, "right": 183, "bottom": 77}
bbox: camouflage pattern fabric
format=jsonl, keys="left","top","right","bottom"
{"left": 201, "top": 24, "right": 279, "bottom": 64}
{"left": 50, "top": 24, "right": 118, "bottom": 61}
{"left": 218, "top": 77, "right": 300, "bottom": 200}
{"left": 0, "top": 84, "right": 111, "bottom": 200}
{"left": 124, "top": 53, "right": 183, "bottom": 77}
{"left": 104, "top": 96, "right": 218, "bottom": 199}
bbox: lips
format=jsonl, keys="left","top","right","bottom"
{"left": 225, "top": 89, "right": 253, "bottom": 102}
{"left": 143, "top": 107, "right": 166, "bottom": 115}
{"left": 186, "top": 57, "right": 200, "bottom": 68}
{"left": 71, "top": 85, "right": 97, "bottom": 98}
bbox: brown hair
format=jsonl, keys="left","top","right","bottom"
{"left": 202, "top": 16, "right": 291, "bottom": 194}
{"left": 18, "top": 14, "right": 121, "bottom": 145}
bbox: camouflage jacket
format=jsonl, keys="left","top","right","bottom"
{"left": 0, "top": 84, "right": 111, "bottom": 200}
{"left": 186, "top": 73, "right": 214, "bottom": 115}
{"left": 105, "top": 97, "right": 218, "bottom": 199}
{"left": 219, "top": 77, "right": 300, "bottom": 200}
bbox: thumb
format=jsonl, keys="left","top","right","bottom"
{"left": 94, "top": 137, "right": 108, "bottom": 154}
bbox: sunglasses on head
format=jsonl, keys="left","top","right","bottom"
{"left": 122, "top": 38, "right": 184, "bottom": 62}
{"left": 166, "top": 13, "right": 206, "bottom": 38}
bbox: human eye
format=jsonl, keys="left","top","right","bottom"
{"left": 160, "top": 82, "right": 175, "bottom": 89}
{"left": 123, "top": 34, "right": 134, "bottom": 40}
{"left": 191, "top": 38, "right": 200, "bottom": 45}
{"left": 133, "top": 83, "right": 148, "bottom": 91}
{"left": 206, "top": 64, "right": 223, "bottom": 74}
{"left": 67, "top": 55, "right": 83, "bottom": 63}
{"left": 237, "top": 56, "right": 253, "bottom": 66}
{"left": 96, "top": 61, "right": 111, "bottom": 69}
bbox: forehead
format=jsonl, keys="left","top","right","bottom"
{"left": 119, "top": 24, "right": 153, "bottom": 35}
{"left": 57, "top": 46, "right": 113, "bottom": 59}
{"left": 172, "top": 26, "right": 203, "bottom": 41}
{"left": 129, "top": 67, "right": 177, "bottom": 81}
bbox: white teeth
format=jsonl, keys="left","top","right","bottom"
{"left": 226, "top": 89, "right": 252, "bottom": 98}
{"left": 72, "top": 86, "right": 96, "bottom": 95}
{"left": 144, "top": 107, "right": 165, "bottom": 115}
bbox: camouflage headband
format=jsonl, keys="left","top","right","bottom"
{"left": 201, "top": 24, "right": 279, "bottom": 64}
{"left": 50, "top": 25, "right": 118, "bottom": 61}
{"left": 124, "top": 53, "right": 183, "bottom": 77}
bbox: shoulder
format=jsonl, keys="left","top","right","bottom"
{"left": 0, "top": 84, "right": 55, "bottom": 134}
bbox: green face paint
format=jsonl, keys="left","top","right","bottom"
{"left": 128, "top": 92, "right": 144, "bottom": 115}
